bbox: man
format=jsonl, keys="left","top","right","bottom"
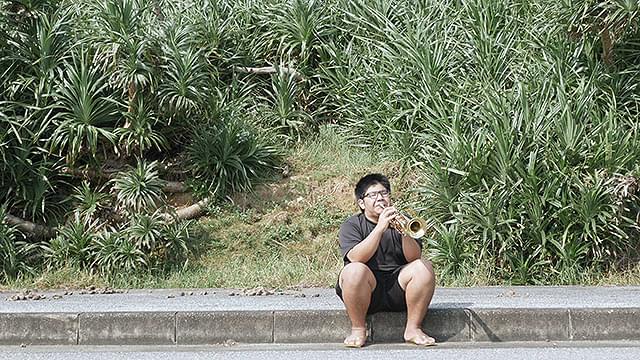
{"left": 336, "top": 173, "right": 436, "bottom": 347}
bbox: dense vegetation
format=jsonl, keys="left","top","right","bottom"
{"left": 2, "top": 0, "right": 640, "bottom": 287}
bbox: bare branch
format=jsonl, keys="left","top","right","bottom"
{"left": 601, "top": 25, "right": 614, "bottom": 66}
{"left": 235, "top": 65, "right": 305, "bottom": 81}
{"left": 63, "top": 167, "right": 187, "bottom": 193}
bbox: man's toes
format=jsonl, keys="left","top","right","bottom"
{"left": 405, "top": 333, "right": 436, "bottom": 346}
{"left": 343, "top": 334, "right": 366, "bottom": 348}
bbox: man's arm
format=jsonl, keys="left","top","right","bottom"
{"left": 401, "top": 235, "right": 422, "bottom": 262}
{"left": 346, "top": 225, "right": 385, "bottom": 263}
{"left": 346, "top": 207, "right": 396, "bottom": 263}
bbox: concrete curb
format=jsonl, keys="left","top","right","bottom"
{"left": 2, "top": 308, "right": 640, "bottom": 345}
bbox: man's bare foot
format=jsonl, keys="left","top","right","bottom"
{"left": 404, "top": 328, "right": 436, "bottom": 346}
{"left": 344, "top": 327, "right": 367, "bottom": 348}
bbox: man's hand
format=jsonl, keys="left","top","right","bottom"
{"left": 376, "top": 206, "right": 398, "bottom": 231}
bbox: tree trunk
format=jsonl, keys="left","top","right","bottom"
{"left": 125, "top": 80, "right": 137, "bottom": 128}
{"left": 162, "top": 198, "right": 209, "bottom": 222}
{"left": 163, "top": 181, "right": 187, "bottom": 193}
{"left": 4, "top": 214, "right": 56, "bottom": 238}
{"left": 175, "top": 198, "right": 209, "bottom": 220}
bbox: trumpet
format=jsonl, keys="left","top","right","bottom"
{"left": 387, "top": 207, "right": 427, "bottom": 239}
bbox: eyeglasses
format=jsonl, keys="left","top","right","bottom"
{"left": 362, "top": 190, "right": 390, "bottom": 199}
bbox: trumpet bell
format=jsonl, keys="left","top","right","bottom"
{"left": 405, "top": 218, "right": 426, "bottom": 239}
{"left": 386, "top": 205, "right": 428, "bottom": 239}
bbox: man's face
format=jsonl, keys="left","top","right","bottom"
{"left": 358, "top": 183, "right": 391, "bottom": 219}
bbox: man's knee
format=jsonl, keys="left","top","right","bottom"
{"left": 416, "top": 259, "right": 435, "bottom": 275}
{"left": 340, "top": 262, "right": 375, "bottom": 289}
{"left": 402, "top": 259, "right": 436, "bottom": 287}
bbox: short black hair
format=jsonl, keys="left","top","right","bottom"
{"left": 355, "top": 173, "right": 391, "bottom": 200}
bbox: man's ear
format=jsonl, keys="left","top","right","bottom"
{"left": 357, "top": 198, "right": 365, "bottom": 211}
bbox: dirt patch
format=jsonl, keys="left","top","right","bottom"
{"left": 230, "top": 178, "right": 302, "bottom": 212}
{"left": 307, "top": 176, "right": 357, "bottom": 212}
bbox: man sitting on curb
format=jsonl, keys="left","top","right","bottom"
{"left": 335, "top": 173, "right": 436, "bottom": 347}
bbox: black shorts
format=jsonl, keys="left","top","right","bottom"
{"left": 335, "top": 266, "right": 407, "bottom": 314}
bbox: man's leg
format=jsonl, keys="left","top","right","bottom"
{"left": 397, "top": 259, "right": 436, "bottom": 345}
{"left": 339, "top": 262, "right": 376, "bottom": 347}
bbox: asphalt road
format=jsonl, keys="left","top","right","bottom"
{"left": 3, "top": 342, "right": 640, "bottom": 360}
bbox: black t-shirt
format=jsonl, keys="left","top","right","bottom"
{"left": 338, "top": 213, "right": 423, "bottom": 272}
